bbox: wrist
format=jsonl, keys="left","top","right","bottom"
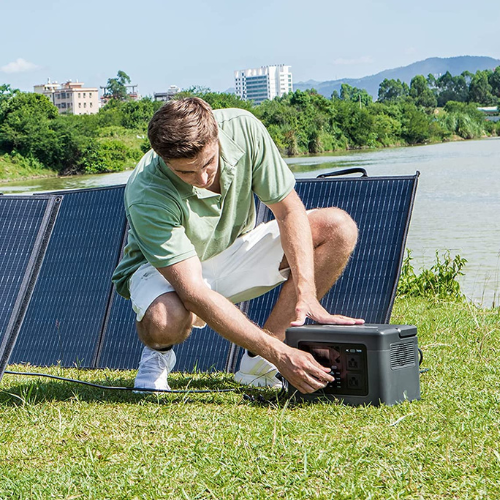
{"left": 296, "top": 285, "right": 317, "bottom": 302}
{"left": 257, "top": 335, "right": 288, "bottom": 367}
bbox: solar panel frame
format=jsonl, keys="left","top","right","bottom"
{"left": 0, "top": 195, "right": 61, "bottom": 381}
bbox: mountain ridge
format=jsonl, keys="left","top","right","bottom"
{"left": 293, "top": 56, "right": 500, "bottom": 98}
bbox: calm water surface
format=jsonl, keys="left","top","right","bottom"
{"left": 2, "top": 138, "right": 499, "bottom": 306}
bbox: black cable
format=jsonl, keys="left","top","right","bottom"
{"left": 417, "top": 348, "right": 430, "bottom": 374}
{"left": 3, "top": 370, "right": 240, "bottom": 394}
{"left": 418, "top": 348, "right": 423, "bottom": 366}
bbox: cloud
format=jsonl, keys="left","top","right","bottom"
{"left": 1, "top": 58, "right": 40, "bottom": 74}
{"left": 332, "top": 56, "right": 374, "bottom": 66}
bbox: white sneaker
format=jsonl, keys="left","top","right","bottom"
{"left": 134, "top": 346, "right": 176, "bottom": 391}
{"left": 234, "top": 351, "right": 282, "bottom": 389}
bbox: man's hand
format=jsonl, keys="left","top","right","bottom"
{"left": 274, "top": 345, "right": 334, "bottom": 394}
{"left": 290, "top": 295, "right": 365, "bottom": 327}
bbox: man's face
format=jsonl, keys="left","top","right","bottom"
{"left": 165, "top": 141, "right": 220, "bottom": 190}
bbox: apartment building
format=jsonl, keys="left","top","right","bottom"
{"left": 34, "top": 80, "right": 99, "bottom": 115}
{"left": 234, "top": 65, "right": 293, "bottom": 104}
{"left": 154, "top": 85, "right": 181, "bottom": 102}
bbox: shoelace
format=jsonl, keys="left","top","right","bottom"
{"left": 152, "top": 350, "right": 172, "bottom": 370}
{"left": 141, "top": 350, "right": 172, "bottom": 373}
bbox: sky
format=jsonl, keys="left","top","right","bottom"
{"left": 1, "top": 0, "right": 499, "bottom": 97}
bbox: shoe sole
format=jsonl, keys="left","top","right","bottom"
{"left": 234, "top": 372, "right": 282, "bottom": 389}
{"left": 133, "top": 387, "right": 171, "bottom": 394}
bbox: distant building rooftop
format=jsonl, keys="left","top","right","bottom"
{"left": 33, "top": 79, "right": 99, "bottom": 115}
{"left": 154, "top": 85, "right": 181, "bottom": 101}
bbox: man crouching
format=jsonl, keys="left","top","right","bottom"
{"left": 112, "top": 97, "right": 364, "bottom": 394}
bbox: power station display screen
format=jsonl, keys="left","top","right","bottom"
{"left": 298, "top": 342, "right": 369, "bottom": 396}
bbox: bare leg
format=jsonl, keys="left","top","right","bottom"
{"left": 263, "top": 207, "right": 358, "bottom": 340}
{"left": 136, "top": 291, "right": 199, "bottom": 350}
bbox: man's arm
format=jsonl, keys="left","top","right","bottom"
{"left": 268, "top": 189, "right": 364, "bottom": 326}
{"left": 157, "top": 257, "right": 334, "bottom": 394}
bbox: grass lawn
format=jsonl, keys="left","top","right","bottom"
{"left": 0, "top": 297, "right": 499, "bottom": 499}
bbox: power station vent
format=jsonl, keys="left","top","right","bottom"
{"left": 390, "top": 342, "right": 415, "bottom": 369}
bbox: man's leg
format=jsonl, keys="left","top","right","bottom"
{"left": 136, "top": 291, "right": 198, "bottom": 350}
{"left": 262, "top": 207, "right": 358, "bottom": 340}
{"left": 130, "top": 266, "right": 202, "bottom": 390}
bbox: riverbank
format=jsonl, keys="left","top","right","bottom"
{"left": 0, "top": 133, "right": 492, "bottom": 184}
{"left": 1, "top": 296, "right": 498, "bottom": 498}
{"left": 0, "top": 154, "right": 59, "bottom": 182}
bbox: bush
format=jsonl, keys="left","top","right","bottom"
{"left": 397, "top": 250, "right": 467, "bottom": 300}
{"left": 83, "top": 140, "right": 142, "bottom": 174}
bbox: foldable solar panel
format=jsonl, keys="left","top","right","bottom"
{"left": 0, "top": 195, "right": 60, "bottom": 381}
{"left": 9, "top": 186, "right": 127, "bottom": 368}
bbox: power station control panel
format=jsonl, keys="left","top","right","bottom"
{"left": 298, "top": 342, "right": 369, "bottom": 396}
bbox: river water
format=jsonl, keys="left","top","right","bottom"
{"left": 2, "top": 138, "right": 499, "bottom": 306}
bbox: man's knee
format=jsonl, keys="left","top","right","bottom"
{"left": 310, "top": 208, "right": 358, "bottom": 252}
{"left": 136, "top": 293, "right": 193, "bottom": 349}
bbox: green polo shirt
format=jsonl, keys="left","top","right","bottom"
{"left": 112, "top": 108, "right": 295, "bottom": 299}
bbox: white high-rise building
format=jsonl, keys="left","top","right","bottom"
{"left": 234, "top": 65, "right": 293, "bottom": 105}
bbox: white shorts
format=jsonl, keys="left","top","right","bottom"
{"left": 129, "top": 219, "right": 290, "bottom": 322}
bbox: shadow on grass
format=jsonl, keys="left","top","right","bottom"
{"left": 0, "top": 370, "right": 289, "bottom": 408}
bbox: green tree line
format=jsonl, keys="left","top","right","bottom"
{"left": 0, "top": 67, "right": 499, "bottom": 178}
{"left": 377, "top": 67, "right": 500, "bottom": 107}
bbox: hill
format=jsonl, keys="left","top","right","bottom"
{"left": 294, "top": 56, "right": 500, "bottom": 98}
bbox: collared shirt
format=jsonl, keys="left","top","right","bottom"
{"left": 112, "top": 108, "right": 295, "bottom": 299}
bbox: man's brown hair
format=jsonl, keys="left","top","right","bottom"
{"left": 148, "top": 97, "right": 218, "bottom": 160}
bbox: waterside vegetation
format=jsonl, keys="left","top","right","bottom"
{"left": 1, "top": 67, "right": 500, "bottom": 180}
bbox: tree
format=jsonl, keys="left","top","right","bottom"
{"left": 0, "top": 92, "right": 60, "bottom": 166}
{"left": 399, "top": 103, "right": 432, "bottom": 144}
{"left": 0, "top": 84, "right": 20, "bottom": 120}
{"left": 120, "top": 98, "right": 157, "bottom": 129}
{"left": 378, "top": 79, "right": 409, "bottom": 103}
{"left": 426, "top": 74, "right": 437, "bottom": 89}
{"left": 334, "top": 100, "right": 376, "bottom": 147}
{"left": 488, "top": 67, "right": 500, "bottom": 98}
{"left": 409, "top": 75, "right": 437, "bottom": 109}
{"left": 435, "top": 72, "right": 469, "bottom": 106}
{"left": 468, "top": 70, "right": 496, "bottom": 105}
{"left": 105, "top": 70, "right": 132, "bottom": 101}
{"left": 368, "top": 104, "right": 402, "bottom": 146}
{"left": 336, "top": 83, "right": 373, "bottom": 106}
{"left": 0, "top": 83, "right": 18, "bottom": 99}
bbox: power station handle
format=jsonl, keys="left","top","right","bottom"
{"left": 317, "top": 168, "right": 368, "bottom": 178}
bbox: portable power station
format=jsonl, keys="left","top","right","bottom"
{"left": 285, "top": 324, "right": 420, "bottom": 406}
